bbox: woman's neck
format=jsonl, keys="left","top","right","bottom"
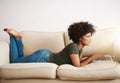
{"left": 78, "top": 42, "right": 85, "bottom": 50}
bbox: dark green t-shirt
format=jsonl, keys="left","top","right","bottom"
{"left": 49, "top": 42, "right": 82, "bottom": 65}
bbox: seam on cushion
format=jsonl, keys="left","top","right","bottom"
{"left": 59, "top": 76, "right": 117, "bottom": 80}
{"left": 1, "top": 66, "right": 58, "bottom": 70}
{"left": 1, "top": 63, "right": 58, "bottom": 69}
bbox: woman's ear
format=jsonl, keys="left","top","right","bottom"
{"left": 78, "top": 39, "right": 82, "bottom": 44}
{"left": 79, "top": 38, "right": 82, "bottom": 41}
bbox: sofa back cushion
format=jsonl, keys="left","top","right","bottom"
{"left": 64, "top": 28, "right": 114, "bottom": 56}
{"left": 21, "top": 31, "right": 65, "bottom": 56}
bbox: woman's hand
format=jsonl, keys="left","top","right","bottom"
{"left": 90, "top": 54, "right": 104, "bottom": 60}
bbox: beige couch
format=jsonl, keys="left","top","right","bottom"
{"left": 1, "top": 28, "right": 120, "bottom": 83}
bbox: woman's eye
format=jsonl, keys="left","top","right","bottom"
{"left": 87, "top": 36, "right": 90, "bottom": 37}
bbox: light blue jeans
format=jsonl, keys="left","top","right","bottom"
{"left": 10, "top": 36, "right": 52, "bottom": 63}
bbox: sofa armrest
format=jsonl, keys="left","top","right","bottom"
{"left": 0, "top": 41, "right": 10, "bottom": 65}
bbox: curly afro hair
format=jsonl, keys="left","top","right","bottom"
{"left": 68, "top": 21, "right": 96, "bottom": 44}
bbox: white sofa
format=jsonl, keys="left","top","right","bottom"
{"left": 1, "top": 28, "right": 120, "bottom": 83}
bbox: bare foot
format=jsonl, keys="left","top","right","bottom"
{"left": 4, "top": 28, "right": 22, "bottom": 38}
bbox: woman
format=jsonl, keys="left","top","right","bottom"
{"left": 4, "top": 21, "right": 104, "bottom": 67}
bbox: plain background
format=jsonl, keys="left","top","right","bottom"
{"left": 0, "top": 0, "right": 120, "bottom": 41}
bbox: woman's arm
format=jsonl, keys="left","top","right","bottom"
{"left": 70, "top": 54, "right": 93, "bottom": 67}
{"left": 70, "top": 54, "right": 104, "bottom": 67}
{"left": 79, "top": 54, "right": 83, "bottom": 61}
{"left": 70, "top": 54, "right": 92, "bottom": 67}
{"left": 70, "top": 54, "right": 80, "bottom": 67}
{"left": 80, "top": 55, "right": 93, "bottom": 66}
{"left": 80, "top": 54, "right": 105, "bottom": 66}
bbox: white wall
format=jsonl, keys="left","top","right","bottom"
{"left": 0, "top": 0, "right": 120, "bottom": 41}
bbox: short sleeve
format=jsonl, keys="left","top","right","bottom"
{"left": 68, "top": 43, "right": 79, "bottom": 55}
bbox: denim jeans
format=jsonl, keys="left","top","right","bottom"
{"left": 10, "top": 36, "right": 52, "bottom": 63}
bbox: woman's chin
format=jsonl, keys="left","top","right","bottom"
{"left": 86, "top": 44, "right": 90, "bottom": 46}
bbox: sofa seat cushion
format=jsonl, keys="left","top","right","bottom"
{"left": 57, "top": 60, "right": 120, "bottom": 81}
{"left": 1, "top": 63, "right": 58, "bottom": 79}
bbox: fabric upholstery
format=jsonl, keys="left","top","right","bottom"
{"left": 2, "top": 78, "right": 120, "bottom": 83}
{"left": 21, "top": 31, "right": 65, "bottom": 56}
{"left": 1, "top": 63, "right": 58, "bottom": 79}
{"left": 0, "top": 41, "right": 9, "bottom": 65}
{"left": 57, "top": 60, "right": 120, "bottom": 80}
{"left": 0, "top": 41, "right": 9, "bottom": 79}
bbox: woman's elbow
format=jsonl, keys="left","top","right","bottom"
{"left": 73, "top": 64, "right": 85, "bottom": 67}
{"left": 73, "top": 64, "right": 81, "bottom": 67}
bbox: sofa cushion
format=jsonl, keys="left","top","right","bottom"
{"left": 21, "top": 31, "right": 65, "bottom": 56}
{"left": 1, "top": 63, "right": 58, "bottom": 79}
{"left": 64, "top": 28, "right": 114, "bottom": 56}
{"left": 57, "top": 60, "right": 120, "bottom": 80}
{"left": 0, "top": 41, "right": 9, "bottom": 65}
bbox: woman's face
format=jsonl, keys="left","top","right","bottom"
{"left": 80, "top": 33, "right": 92, "bottom": 46}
